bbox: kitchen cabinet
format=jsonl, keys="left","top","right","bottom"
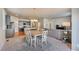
{"left": 5, "top": 15, "right": 15, "bottom": 38}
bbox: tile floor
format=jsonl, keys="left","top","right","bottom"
{"left": 1, "top": 36, "right": 71, "bottom": 51}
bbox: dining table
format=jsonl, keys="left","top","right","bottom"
{"left": 24, "top": 29, "right": 43, "bottom": 39}
{"left": 31, "top": 30, "right": 43, "bottom": 37}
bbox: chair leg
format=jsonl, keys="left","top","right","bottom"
{"left": 34, "top": 40, "right": 36, "bottom": 48}
{"left": 34, "top": 36, "right": 37, "bottom": 48}
{"left": 36, "top": 39, "right": 39, "bottom": 46}
{"left": 41, "top": 40, "right": 43, "bottom": 48}
{"left": 30, "top": 40, "right": 32, "bottom": 47}
{"left": 45, "top": 40, "right": 47, "bottom": 45}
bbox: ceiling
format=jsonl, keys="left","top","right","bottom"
{"left": 5, "top": 8, "right": 71, "bottom": 19}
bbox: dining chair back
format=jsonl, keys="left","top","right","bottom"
{"left": 24, "top": 28, "right": 32, "bottom": 46}
{"left": 41, "top": 30, "right": 48, "bottom": 47}
{"left": 24, "top": 28, "right": 37, "bottom": 48}
{"left": 42, "top": 30, "right": 48, "bottom": 39}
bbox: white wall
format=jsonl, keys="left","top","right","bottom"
{"left": 52, "top": 17, "right": 71, "bottom": 30}
{"left": 43, "top": 18, "right": 47, "bottom": 28}
{"left": 11, "top": 16, "right": 19, "bottom": 32}
{"left": 0, "top": 9, "right": 6, "bottom": 50}
{"left": 43, "top": 17, "right": 71, "bottom": 30}
{"left": 38, "top": 19, "right": 43, "bottom": 28}
{"left": 43, "top": 18, "right": 50, "bottom": 29}
{"left": 72, "top": 9, "right": 79, "bottom": 50}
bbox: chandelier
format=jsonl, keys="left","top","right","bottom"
{"left": 27, "top": 8, "right": 39, "bottom": 20}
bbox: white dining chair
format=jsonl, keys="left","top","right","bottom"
{"left": 24, "top": 28, "right": 37, "bottom": 48}
{"left": 41, "top": 30, "right": 48, "bottom": 48}
{"left": 30, "top": 35, "right": 37, "bottom": 48}
{"left": 24, "top": 28, "right": 32, "bottom": 47}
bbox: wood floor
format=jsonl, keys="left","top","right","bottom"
{"left": 15, "top": 32, "right": 25, "bottom": 36}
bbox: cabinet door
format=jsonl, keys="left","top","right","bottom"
{"left": 6, "top": 29, "right": 14, "bottom": 38}
{"left": 56, "top": 30, "right": 63, "bottom": 40}
{"left": 5, "top": 15, "right": 10, "bottom": 25}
